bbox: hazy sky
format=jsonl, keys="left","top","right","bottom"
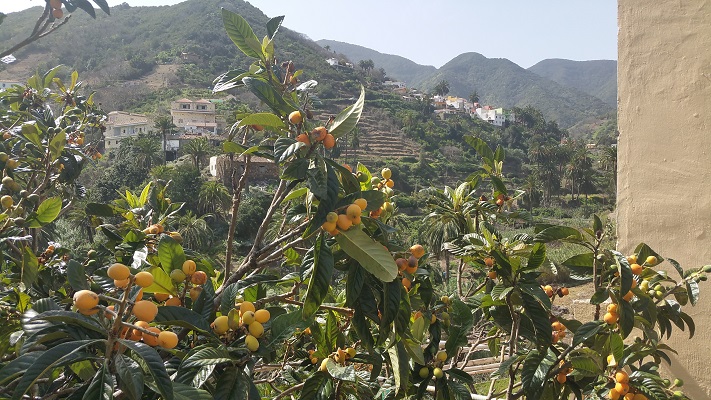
{"left": 2, "top": 0, "right": 617, "bottom": 68}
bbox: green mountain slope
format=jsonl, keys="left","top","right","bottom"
{"left": 316, "top": 39, "right": 437, "bottom": 84}
{"left": 0, "top": 0, "right": 360, "bottom": 111}
{"left": 411, "top": 52, "right": 613, "bottom": 128}
{"left": 528, "top": 59, "right": 617, "bottom": 106}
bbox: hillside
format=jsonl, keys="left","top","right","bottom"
{"left": 0, "top": 0, "right": 361, "bottom": 111}
{"left": 409, "top": 53, "right": 613, "bottom": 128}
{"left": 528, "top": 59, "right": 617, "bottom": 106}
{"left": 316, "top": 39, "right": 437, "bottom": 85}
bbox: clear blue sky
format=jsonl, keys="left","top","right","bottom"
{"left": 3, "top": 0, "right": 617, "bottom": 68}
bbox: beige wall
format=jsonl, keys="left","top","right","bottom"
{"left": 617, "top": 1, "right": 711, "bottom": 397}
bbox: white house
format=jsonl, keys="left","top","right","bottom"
{"left": 473, "top": 106, "right": 514, "bottom": 127}
{"left": 104, "top": 111, "right": 153, "bottom": 150}
{"left": 0, "top": 80, "right": 22, "bottom": 91}
{"left": 170, "top": 98, "right": 224, "bottom": 134}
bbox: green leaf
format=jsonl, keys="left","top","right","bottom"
{"left": 686, "top": 280, "right": 700, "bottom": 306}
{"left": 82, "top": 363, "right": 114, "bottom": 400}
{"left": 325, "top": 359, "right": 357, "bottom": 382}
{"left": 266, "top": 15, "right": 284, "bottom": 39}
{"left": 387, "top": 341, "right": 409, "bottom": 396}
{"left": 303, "top": 234, "right": 334, "bottom": 319}
{"left": 609, "top": 333, "right": 624, "bottom": 366}
{"left": 522, "top": 292, "right": 552, "bottom": 346}
{"left": 85, "top": 202, "right": 117, "bottom": 217}
{"left": 351, "top": 307, "right": 374, "bottom": 352}
{"left": 118, "top": 339, "right": 173, "bottom": 400}
{"left": 0, "top": 353, "right": 39, "bottom": 385}
{"left": 533, "top": 225, "right": 583, "bottom": 243}
{"left": 243, "top": 77, "right": 297, "bottom": 115}
{"left": 115, "top": 355, "right": 144, "bottom": 400}
{"left": 464, "top": 136, "right": 495, "bottom": 163}
{"left": 30, "top": 310, "right": 105, "bottom": 334}
{"left": 493, "top": 145, "right": 506, "bottom": 163}
{"left": 307, "top": 157, "right": 329, "bottom": 199}
{"left": 213, "top": 366, "right": 249, "bottom": 400}
{"left": 67, "top": 260, "right": 89, "bottom": 291}
{"left": 303, "top": 164, "right": 339, "bottom": 237}
{"left": 378, "top": 280, "right": 401, "bottom": 344}
{"left": 283, "top": 187, "right": 308, "bottom": 202}
{"left": 329, "top": 86, "right": 365, "bottom": 139}
{"left": 299, "top": 371, "right": 333, "bottom": 400}
{"left": 11, "top": 339, "right": 101, "bottom": 400}
{"left": 158, "top": 235, "right": 186, "bottom": 271}
{"left": 521, "top": 348, "right": 554, "bottom": 400}
{"left": 267, "top": 310, "right": 309, "bottom": 349}
{"left": 568, "top": 349, "right": 603, "bottom": 376}
{"left": 618, "top": 297, "right": 635, "bottom": 338}
{"left": 237, "top": 112, "right": 286, "bottom": 129}
{"left": 182, "top": 346, "right": 232, "bottom": 369}
{"left": 27, "top": 197, "right": 62, "bottom": 228}
{"left": 335, "top": 228, "right": 397, "bottom": 282}
{"left": 21, "top": 123, "right": 41, "bottom": 148}
{"left": 48, "top": 131, "right": 66, "bottom": 162}
{"left": 446, "top": 368, "right": 474, "bottom": 384}
{"left": 221, "top": 9, "right": 263, "bottom": 59}
{"left": 172, "top": 382, "right": 214, "bottom": 400}
{"left": 155, "top": 306, "right": 213, "bottom": 334}
{"left": 142, "top": 265, "right": 175, "bottom": 295}
{"left": 634, "top": 243, "right": 664, "bottom": 266}
{"left": 21, "top": 246, "right": 38, "bottom": 288}
{"left": 526, "top": 242, "right": 546, "bottom": 270}
{"left": 572, "top": 321, "right": 604, "bottom": 348}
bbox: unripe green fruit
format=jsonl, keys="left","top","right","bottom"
{"left": 87, "top": 249, "right": 97, "bottom": 258}
{"left": 19, "top": 190, "right": 28, "bottom": 198}
{"left": 674, "top": 378, "right": 684, "bottom": 387}
{"left": 1, "top": 195, "right": 13, "bottom": 209}
{"left": 654, "top": 284, "right": 663, "bottom": 292}
{"left": 703, "top": 265, "right": 711, "bottom": 273}
{"left": 419, "top": 367, "right": 429, "bottom": 379}
{"left": 27, "top": 194, "right": 40, "bottom": 203}
{"left": 663, "top": 379, "right": 671, "bottom": 386}
{"left": 170, "top": 269, "right": 187, "bottom": 282}
{"left": 1, "top": 176, "right": 13, "bottom": 186}
{"left": 13, "top": 217, "right": 25, "bottom": 226}
{"left": 700, "top": 275, "right": 708, "bottom": 281}
{"left": 0, "top": 152, "right": 8, "bottom": 162}
{"left": 433, "top": 367, "right": 443, "bottom": 379}
{"left": 371, "top": 177, "right": 381, "bottom": 186}
{"left": 673, "top": 391, "right": 684, "bottom": 399}
{"left": 655, "top": 290, "right": 664, "bottom": 299}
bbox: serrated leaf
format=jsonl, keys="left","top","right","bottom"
{"left": 155, "top": 306, "right": 212, "bottom": 333}
{"left": 221, "top": 9, "right": 263, "bottom": 59}
{"left": 522, "top": 292, "right": 552, "bottom": 346}
{"left": 115, "top": 355, "right": 143, "bottom": 400}
{"left": 30, "top": 310, "right": 105, "bottom": 334}
{"left": 21, "top": 246, "right": 38, "bottom": 288}
{"left": 142, "top": 265, "right": 175, "bottom": 295}
{"left": 267, "top": 310, "right": 309, "bottom": 349}
{"left": 303, "top": 235, "right": 334, "bottom": 319}
{"left": 325, "top": 358, "right": 357, "bottom": 382}
{"left": 303, "top": 164, "right": 340, "bottom": 237}
{"left": 11, "top": 340, "right": 101, "bottom": 400}
{"left": 158, "top": 235, "right": 186, "bottom": 272}
{"left": 521, "top": 349, "right": 554, "bottom": 400}
{"left": 27, "top": 197, "right": 62, "bottom": 228}
{"left": 335, "top": 228, "right": 397, "bottom": 282}
{"left": 329, "top": 86, "right": 364, "bottom": 139}
{"left": 119, "top": 340, "right": 173, "bottom": 400}
{"left": 237, "top": 112, "right": 286, "bottom": 129}
{"left": 213, "top": 366, "right": 250, "bottom": 400}
{"left": 572, "top": 321, "right": 604, "bottom": 348}
{"left": 299, "top": 371, "right": 333, "bottom": 400}
{"left": 526, "top": 242, "right": 546, "bottom": 270}
{"left": 387, "top": 341, "right": 409, "bottom": 395}
{"left": 182, "top": 347, "right": 232, "bottom": 369}
{"left": 243, "top": 77, "right": 297, "bottom": 115}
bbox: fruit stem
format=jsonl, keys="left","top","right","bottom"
{"left": 120, "top": 321, "right": 159, "bottom": 337}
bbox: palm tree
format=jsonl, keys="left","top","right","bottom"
{"left": 433, "top": 80, "right": 450, "bottom": 96}
{"left": 198, "top": 180, "right": 231, "bottom": 216}
{"left": 358, "top": 59, "right": 374, "bottom": 75}
{"left": 420, "top": 181, "right": 477, "bottom": 287}
{"left": 154, "top": 116, "right": 177, "bottom": 163}
{"left": 469, "top": 90, "right": 480, "bottom": 104}
{"left": 175, "top": 211, "right": 213, "bottom": 251}
{"left": 183, "top": 137, "right": 211, "bottom": 170}
{"left": 120, "top": 134, "right": 162, "bottom": 169}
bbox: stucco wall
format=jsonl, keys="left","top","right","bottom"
{"left": 617, "top": 1, "right": 711, "bottom": 397}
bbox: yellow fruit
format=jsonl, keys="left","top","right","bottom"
{"left": 615, "top": 371, "right": 629, "bottom": 383}
{"left": 1, "top": 195, "right": 13, "bottom": 209}
{"left": 551, "top": 321, "right": 565, "bottom": 332}
{"left": 405, "top": 256, "right": 418, "bottom": 274}
{"left": 323, "top": 133, "right": 336, "bottom": 149}
{"left": 296, "top": 133, "right": 310, "bottom": 145}
{"left": 544, "top": 285, "right": 554, "bottom": 297}
{"left": 249, "top": 321, "right": 264, "bottom": 338}
{"left": 337, "top": 214, "right": 352, "bottom": 230}
{"left": 346, "top": 204, "right": 362, "bottom": 219}
{"left": 326, "top": 212, "right": 338, "bottom": 223}
{"left": 410, "top": 244, "right": 425, "bottom": 259}
{"left": 352, "top": 215, "right": 362, "bottom": 225}
{"left": 170, "top": 269, "right": 186, "bottom": 282}
{"left": 645, "top": 256, "right": 658, "bottom": 266}
{"left": 441, "top": 295, "right": 450, "bottom": 304}
{"left": 310, "top": 356, "right": 318, "bottom": 364}
{"left": 212, "top": 316, "right": 229, "bottom": 334}
{"left": 334, "top": 348, "right": 347, "bottom": 364}
{"left": 73, "top": 290, "right": 99, "bottom": 311}
{"left": 154, "top": 293, "right": 170, "bottom": 302}
{"left": 433, "top": 367, "right": 444, "bottom": 379}
{"left": 158, "top": 331, "right": 179, "bottom": 349}
{"left": 319, "top": 358, "right": 329, "bottom": 371}
{"left": 607, "top": 303, "right": 618, "bottom": 313}
{"left": 560, "top": 287, "right": 570, "bottom": 296}
{"left": 245, "top": 334, "right": 259, "bottom": 351}
{"left": 114, "top": 278, "right": 130, "bottom": 288}
{"left": 345, "top": 347, "right": 356, "bottom": 358}
{"left": 354, "top": 198, "right": 367, "bottom": 211}
{"left": 630, "top": 263, "right": 643, "bottom": 275}
{"left": 189, "top": 287, "right": 203, "bottom": 301}
{"left": 165, "top": 297, "right": 181, "bottom": 306}
{"left": 312, "top": 126, "right": 328, "bottom": 141}
{"left": 615, "top": 382, "right": 630, "bottom": 395}
{"left": 430, "top": 314, "right": 437, "bottom": 324}
{"left": 604, "top": 312, "right": 619, "bottom": 324}
{"left": 385, "top": 179, "right": 394, "bottom": 188}
{"left": 255, "top": 309, "right": 270, "bottom": 323}
{"left": 381, "top": 168, "right": 392, "bottom": 180}
{"left": 240, "top": 301, "right": 256, "bottom": 315}
{"left": 436, "top": 351, "right": 447, "bottom": 362}
{"left": 107, "top": 263, "right": 131, "bottom": 280}
{"left": 402, "top": 277, "right": 411, "bottom": 290}
{"left": 321, "top": 220, "right": 337, "bottom": 232}
{"left": 289, "top": 111, "right": 303, "bottom": 124}
{"left": 134, "top": 271, "right": 154, "bottom": 288}
{"left": 607, "top": 354, "right": 618, "bottom": 367}
{"left": 143, "top": 327, "right": 161, "bottom": 346}
{"left": 105, "top": 305, "right": 116, "bottom": 319}
{"left": 242, "top": 311, "right": 256, "bottom": 325}
{"left": 609, "top": 388, "right": 622, "bottom": 400}
{"left": 182, "top": 260, "right": 197, "bottom": 275}
{"left": 191, "top": 271, "right": 208, "bottom": 285}
{"left": 396, "top": 258, "right": 408, "bottom": 272}
{"left": 133, "top": 300, "right": 158, "bottom": 322}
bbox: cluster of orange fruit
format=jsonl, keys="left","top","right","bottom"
{"left": 289, "top": 111, "right": 335, "bottom": 149}
{"left": 398, "top": 244, "right": 425, "bottom": 291}
{"left": 607, "top": 370, "right": 648, "bottom": 400}
{"left": 551, "top": 319, "right": 567, "bottom": 343}
{"left": 321, "top": 198, "right": 367, "bottom": 235}
{"left": 556, "top": 360, "right": 573, "bottom": 384}
{"left": 211, "top": 300, "right": 270, "bottom": 352}
{"left": 542, "top": 284, "right": 570, "bottom": 298}
{"left": 164, "top": 259, "right": 208, "bottom": 303}
{"left": 72, "top": 263, "right": 179, "bottom": 349}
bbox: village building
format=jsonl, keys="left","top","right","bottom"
{"left": 103, "top": 111, "right": 154, "bottom": 151}
{"left": 170, "top": 98, "right": 225, "bottom": 134}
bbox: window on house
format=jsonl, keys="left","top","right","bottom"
{"left": 197, "top": 105, "right": 207, "bottom": 110}
{"left": 178, "top": 119, "right": 183, "bottom": 123}
{"left": 181, "top": 104, "right": 190, "bottom": 109}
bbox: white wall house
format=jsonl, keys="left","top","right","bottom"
{"left": 104, "top": 111, "right": 153, "bottom": 150}
{"left": 473, "top": 106, "right": 514, "bottom": 127}
{"left": 170, "top": 98, "right": 222, "bottom": 134}
{"left": 0, "top": 80, "right": 22, "bottom": 91}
